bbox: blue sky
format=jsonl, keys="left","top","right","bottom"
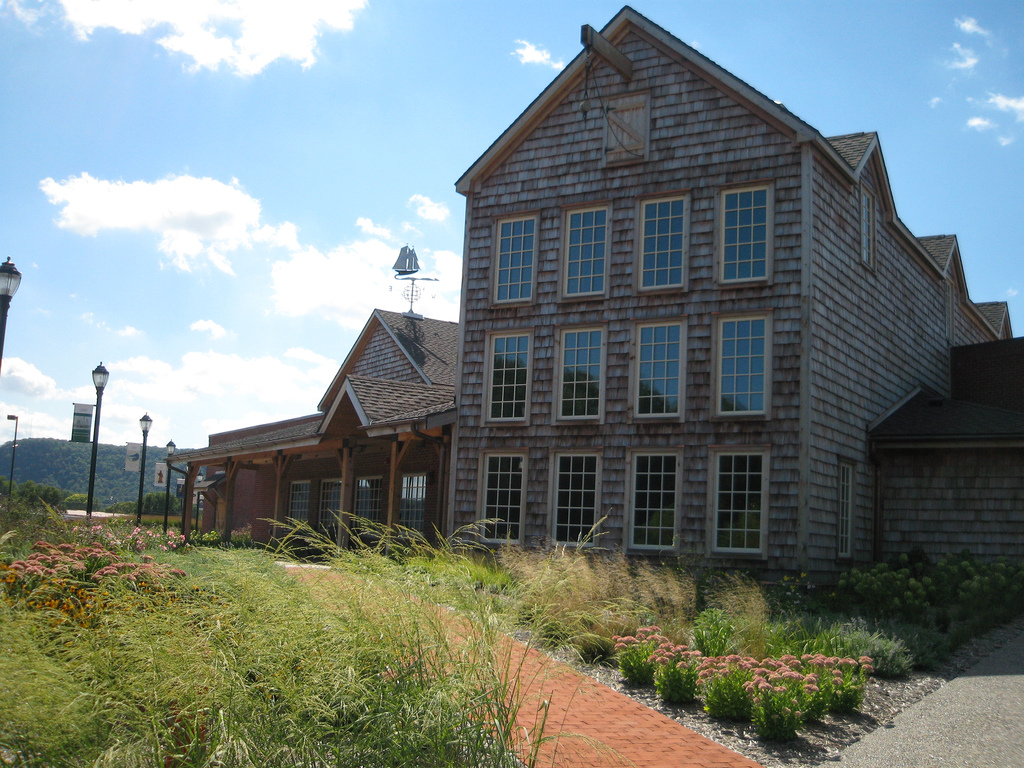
{"left": 0, "top": 0, "right": 1021, "bottom": 450}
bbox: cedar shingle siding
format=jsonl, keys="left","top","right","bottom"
{"left": 451, "top": 9, "right": 1012, "bottom": 577}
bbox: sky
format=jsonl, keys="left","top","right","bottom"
{"left": 0, "top": 0, "right": 1021, "bottom": 451}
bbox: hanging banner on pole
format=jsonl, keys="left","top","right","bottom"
{"left": 126, "top": 443, "right": 141, "bottom": 472}
{"left": 71, "top": 404, "right": 93, "bottom": 443}
{"left": 154, "top": 462, "right": 167, "bottom": 488}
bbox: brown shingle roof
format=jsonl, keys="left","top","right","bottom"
{"left": 375, "top": 310, "right": 459, "bottom": 387}
{"left": 346, "top": 376, "right": 455, "bottom": 425}
{"left": 826, "top": 132, "right": 876, "bottom": 170}
{"left": 975, "top": 301, "right": 1009, "bottom": 332}
{"left": 870, "top": 392, "right": 1024, "bottom": 441}
{"left": 174, "top": 415, "right": 324, "bottom": 461}
{"left": 918, "top": 235, "right": 957, "bottom": 271}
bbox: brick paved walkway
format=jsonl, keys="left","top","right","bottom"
{"left": 285, "top": 564, "right": 762, "bottom": 768}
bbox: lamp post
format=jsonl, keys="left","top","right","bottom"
{"left": 163, "top": 440, "right": 175, "bottom": 533}
{"left": 135, "top": 413, "right": 152, "bottom": 527}
{"left": 0, "top": 257, "right": 22, "bottom": 380}
{"left": 85, "top": 363, "right": 109, "bottom": 523}
{"left": 6, "top": 414, "right": 18, "bottom": 497}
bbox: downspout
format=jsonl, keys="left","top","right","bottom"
{"left": 869, "top": 440, "right": 883, "bottom": 562}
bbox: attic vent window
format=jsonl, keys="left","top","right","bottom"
{"left": 604, "top": 92, "right": 649, "bottom": 165}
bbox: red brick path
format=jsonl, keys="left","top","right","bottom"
{"left": 285, "top": 565, "right": 762, "bottom": 768}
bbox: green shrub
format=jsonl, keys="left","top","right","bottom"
{"left": 699, "top": 656, "right": 754, "bottom": 720}
{"left": 652, "top": 644, "right": 702, "bottom": 704}
{"left": 612, "top": 626, "right": 662, "bottom": 685}
{"left": 692, "top": 608, "right": 735, "bottom": 657}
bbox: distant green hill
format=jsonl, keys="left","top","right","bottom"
{"left": 0, "top": 437, "right": 195, "bottom": 503}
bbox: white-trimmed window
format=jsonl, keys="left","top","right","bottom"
{"left": 495, "top": 217, "right": 536, "bottom": 302}
{"left": 640, "top": 196, "right": 687, "bottom": 289}
{"left": 636, "top": 321, "right": 684, "bottom": 417}
{"left": 720, "top": 186, "right": 770, "bottom": 282}
{"left": 319, "top": 478, "right": 342, "bottom": 531}
{"left": 564, "top": 207, "right": 607, "bottom": 296}
{"left": 712, "top": 450, "right": 767, "bottom": 553}
{"left": 631, "top": 453, "right": 677, "bottom": 549}
{"left": 559, "top": 328, "right": 604, "bottom": 419}
{"left": 838, "top": 461, "right": 853, "bottom": 558}
{"left": 481, "top": 454, "right": 525, "bottom": 541}
{"left": 400, "top": 474, "right": 427, "bottom": 532}
{"left": 717, "top": 315, "right": 769, "bottom": 416}
{"left": 860, "top": 188, "right": 875, "bottom": 267}
{"left": 288, "top": 480, "right": 311, "bottom": 523}
{"left": 554, "top": 454, "right": 599, "bottom": 544}
{"left": 488, "top": 333, "right": 530, "bottom": 420}
{"left": 354, "top": 476, "right": 383, "bottom": 524}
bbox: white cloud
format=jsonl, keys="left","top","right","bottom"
{"left": 947, "top": 43, "right": 978, "bottom": 71}
{"left": 989, "top": 94, "right": 1024, "bottom": 122}
{"left": 190, "top": 319, "right": 228, "bottom": 339}
{"left": 955, "top": 17, "right": 990, "bottom": 36}
{"left": 967, "top": 116, "right": 995, "bottom": 130}
{"left": 929, "top": 97, "right": 943, "bottom": 108}
{"left": 356, "top": 217, "right": 393, "bottom": 239}
{"left": 285, "top": 347, "right": 335, "bottom": 366}
{"left": 408, "top": 194, "right": 449, "bottom": 222}
{"left": 40, "top": 172, "right": 298, "bottom": 273}
{"left": 117, "top": 326, "right": 143, "bottom": 338}
{"left": 512, "top": 40, "right": 564, "bottom": 71}
{"left": 1007, "top": 288, "right": 1019, "bottom": 297}
{"left": 998, "top": 136, "right": 1014, "bottom": 146}
{"left": 1, "top": 358, "right": 67, "bottom": 400}
{"left": 54, "top": 0, "right": 367, "bottom": 76}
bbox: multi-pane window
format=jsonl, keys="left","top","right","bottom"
{"left": 288, "top": 480, "right": 311, "bottom": 523}
{"left": 714, "top": 452, "right": 765, "bottom": 552}
{"left": 400, "top": 474, "right": 427, "bottom": 532}
{"left": 838, "top": 462, "right": 853, "bottom": 558}
{"left": 719, "top": 317, "right": 767, "bottom": 414}
{"left": 860, "top": 189, "right": 875, "bottom": 267}
{"left": 496, "top": 218, "right": 535, "bottom": 302}
{"left": 632, "top": 454, "right": 677, "bottom": 548}
{"left": 641, "top": 197, "right": 686, "bottom": 288}
{"left": 555, "top": 454, "right": 598, "bottom": 543}
{"left": 637, "top": 323, "right": 682, "bottom": 416}
{"left": 565, "top": 208, "right": 606, "bottom": 295}
{"left": 560, "top": 329, "right": 603, "bottom": 418}
{"left": 482, "top": 455, "right": 524, "bottom": 541}
{"left": 489, "top": 334, "right": 529, "bottom": 420}
{"left": 319, "top": 478, "right": 342, "bottom": 532}
{"left": 721, "top": 187, "right": 769, "bottom": 282}
{"left": 354, "top": 477, "right": 383, "bottom": 524}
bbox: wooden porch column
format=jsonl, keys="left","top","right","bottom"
{"left": 336, "top": 445, "right": 353, "bottom": 547}
{"left": 386, "top": 439, "right": 413, "bottom": 529}
{"left": 222, "top": 458, "right": 240, "bottom": 545}
{"left": 180, "top": 462, "right": 200, "bottom": 543}
{"left": 434, "top": 439, "right": 448, "bottom": 540}
{"left": 271, "top": 452, "right": 293, "bottom": 539}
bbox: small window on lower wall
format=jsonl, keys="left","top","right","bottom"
{"left": 631, "top": 453, "right": 677, "bottom": 549}
{"left": 354, "top": 477, "right": 383, "bottom": 524}
{"left": 554, "top": 454, "right": 599, "bottom": 544}
{"left": 400, "top": 474, "right": 427, "bottom": 532}
{"left": 838, "top": 461, "right": 854, "bottom": 558}
{"left": 711, "top": 450, "right": 767, "bottom": 553}
{"left": 288, "top": 480, "right": 311, "bottom": 523}
{"left": 481, "top": 454, "right": 524, "bottom": 541}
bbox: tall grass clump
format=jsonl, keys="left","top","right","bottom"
{"left": 1, "top": 539, "right": 539, "bottom": 768}
{"left": 498, "top": 544, "right": 695, "bottom": 661}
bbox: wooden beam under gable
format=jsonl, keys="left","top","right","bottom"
{"left": 581, "top": 24, "right": 633, "bottom": 81}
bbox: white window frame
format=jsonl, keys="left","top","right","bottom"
{"left": 718, "top": 184, "right": 773, "bottom": 284}
{"left": 493, "top": 215, "right": 538, "bottom": 304}
{"left": 633, "top": 320, "right": 686, "bottom": 419}
{"left": 628, "top": 451, "right": 681, "bottom": 551}
{"left": 354, "top": 476, "right": 383, "bottom": 525}
{"left": 478, "top": 453, "right": 526, "bottom": 543}
{"left": 557, "top": 326, "right": 605, "bottom": 421}
{"left": 318, "top": 478, "right": 342, "bottom": 531}
{"left": 562, "top": 206, "right": 609, "bottom": 298}
{"left": 838, "top": 460, "right": 854, "bottom": 558}
{"left": 551, "top": 452, "right": 601, "bottom": 545}
{"left": 485, "top": 331, "right": 532, "bottom": 423}
{"left": 860, "top": 187, "right": 875, "bottom": 268}
{"left": 638, "top": 194, "right": 689, "bottom": 291}
{"left": 714, "top": 313, "right": 772, "bottom": 418}
{"left": 709, "top": 448, "right": 769, "bottom": 555}
{"left": 288, "top": 480, "right": 311, "bottom": 523}
{"left": 399, "top": 473, "right": 428, "bottom": 532}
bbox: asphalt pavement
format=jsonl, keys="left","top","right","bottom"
{"left": 837, "top": 626, "right": 1024, "bottom": 768}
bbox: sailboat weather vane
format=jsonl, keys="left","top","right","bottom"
{"left": 392, "top": 245, "right": 438, "bottom": 319}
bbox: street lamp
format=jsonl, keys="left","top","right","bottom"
{"left": 163, "top": 440, "right": 175, "bottom": 533}
{"left": 85, "top": 363, "right": 109, "bottom": 523}
{"left": 0, "top": 257, "right": 22, "bottom": 380}
{"left": 6, "top": 414, "right": 18, "bottom": 497}
{"left": 135, "top": 413, "right": 152, "bottom": 527}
